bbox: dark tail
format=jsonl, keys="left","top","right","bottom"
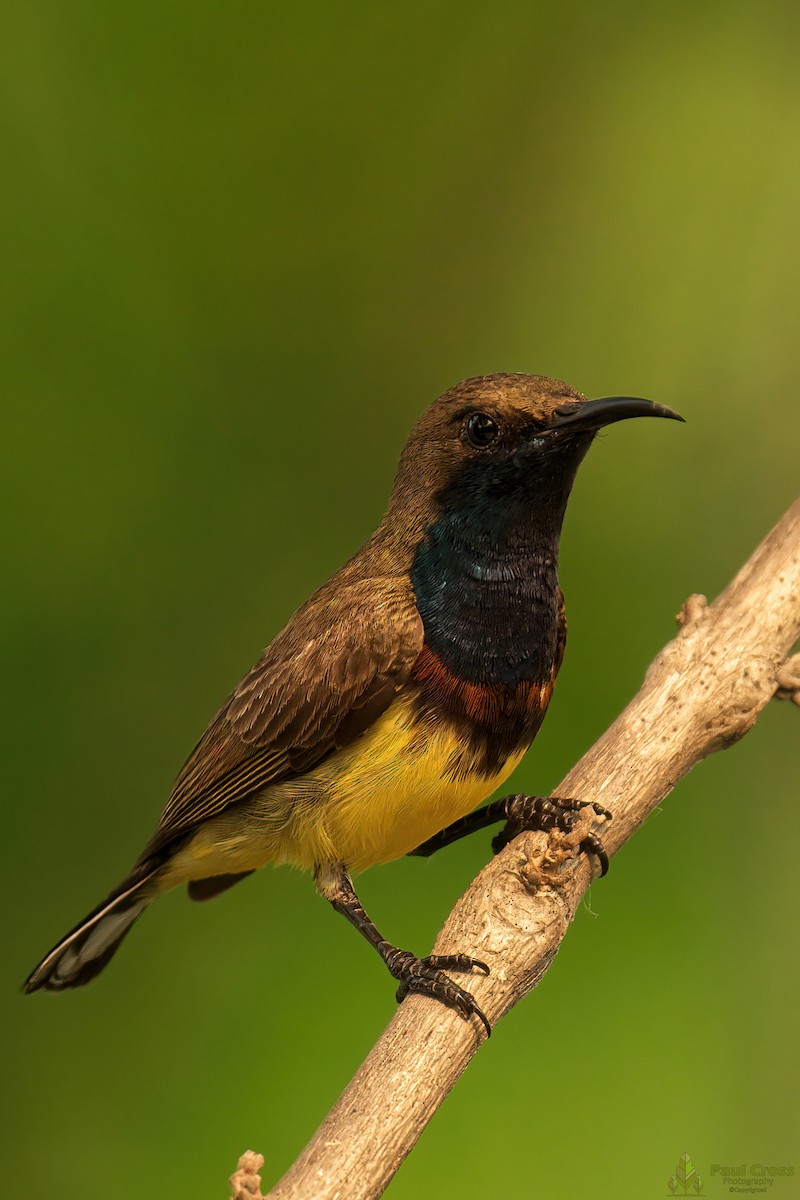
{"left": 24, "top": 863, "right": 159, "bottom": 993}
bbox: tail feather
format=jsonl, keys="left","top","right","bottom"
{"left": 25, "top": 864, "right": 158, "bottom": 993}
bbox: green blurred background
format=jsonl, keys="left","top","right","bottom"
{"left": 3, "top": 3, "right": 799, "bottom": 1197}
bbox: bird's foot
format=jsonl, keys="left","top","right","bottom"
{"left": 385, "top": 948, "right": 491, "bottom": 1037}
{"left": 493, "top": 793, "right": 612, "bottom": 876}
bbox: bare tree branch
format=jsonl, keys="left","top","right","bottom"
{"left": 258, "top": 498, "right": 800, "bottom": 1200}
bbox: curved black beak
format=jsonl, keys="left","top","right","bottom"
{"left": 551, "top": 396, "right": 684, "bottom": 433}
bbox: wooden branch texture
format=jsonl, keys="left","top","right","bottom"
{"left": 263, "top": 498, "right": 800, "bottom": 1200}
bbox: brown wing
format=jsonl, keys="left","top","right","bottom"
{"left": 139, "top": 578, "right": 423, "bottom": 861}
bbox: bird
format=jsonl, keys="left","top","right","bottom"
{"left": 25, "top": 373, "right": 682, "bottom": 1034}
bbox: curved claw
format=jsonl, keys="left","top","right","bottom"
{"left": 393, "top": 953, "right": 492, "bottom": 1038}
{"left": 425, "top": 979, "right": 491, "bottom": 1039}
{"left": 580, "top": 832, "right": 609, "bottom": 877}
{"left": 425, "top": 952, "right": 490, "bottom": 976}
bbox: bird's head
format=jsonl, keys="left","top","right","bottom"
{"left": 388, "top": 373, "right": 683, "bottom": 536}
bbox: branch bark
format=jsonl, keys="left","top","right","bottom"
{"left": 263, "top": 498, "right": 800, "bottom": 1200}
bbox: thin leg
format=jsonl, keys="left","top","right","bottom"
{"left": 408, "top": 800, "right": 512, "bottom": 857}
{"left": 409, "top": 793, "right": 613, "bottom": 876}
{"left": 315, "top": 862, "right": 491, "bottom": 1037}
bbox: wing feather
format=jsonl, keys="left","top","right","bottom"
{"left": 138, "top": 579, "right": 423, "bottom": 861}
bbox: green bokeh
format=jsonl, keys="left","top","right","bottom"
{"left": 3, "top": 3, "right": 798, "bottom": 1197}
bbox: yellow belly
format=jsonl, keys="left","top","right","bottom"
{"left": 165, "top": 691, "right": 525, "bottom": 885}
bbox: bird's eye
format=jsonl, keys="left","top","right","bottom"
{"left": 465, "top": 412, "right": 499, "bottom": 449}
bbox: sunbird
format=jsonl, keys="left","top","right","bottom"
{"left": 26, "top": 374, "right": 682, "bottom": 1034}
